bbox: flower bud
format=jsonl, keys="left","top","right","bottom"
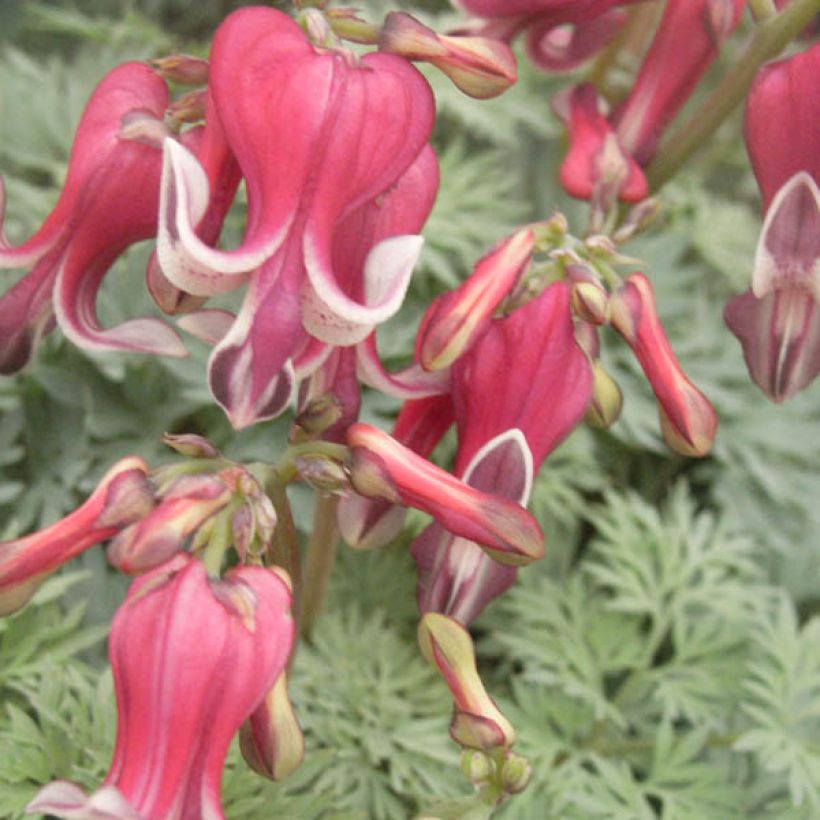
{"left": 418, "top": 613, "right": 516, "bottom": 751}
{"left": 161, "top": 433, "right": 221, "bottom": 459}
{"left": 418, "top": 229, "right": 534, "bottom": 371}
{"left": 150, "top": 54, "right": 209, "bottom": 85}
{"left": 165, "top": 89, "right": 207, "bottom": 129}
{"left": 460, "top": 749, "right": 494, "bottom": 786}
{"left": 585, "top": 359, "right": 623, "bottom": 428}
{"left": 296, "top": 455, "right": 349, "bottom": 493}
{"left": 500, "top": 751, "right": 533, "bottom": 795}
{"left": 610, "top": 273, "right": 717, "bottom": 456}
{"left": 570, "top": 279, "right": 609, "bottom": 325}
{"left": 290, "top": 393, "right": 345, "bottom": 443}
{"left": 380, "top": 12, "right": 517, "bottom": 100}
{"left": 240, "top": 673, "right": 304, "bottom": 781}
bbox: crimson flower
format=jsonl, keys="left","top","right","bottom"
{"left": 0, "top": 63, "right": 186, "bottom": 372}
{"left": 158, "top": 7, "right": 437, "bottom": 428}
{"left": 28, "top": 554, "right": 294, "bottom": 820}
{"left": 413, "top": 281, "right": 593, "bottom": 624}
{"left": 725, "top": 44, "right": 820, "bottom": 401}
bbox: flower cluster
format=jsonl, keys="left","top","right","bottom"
{"left": 0, "top": 0, "right": 818, "bottom": 815}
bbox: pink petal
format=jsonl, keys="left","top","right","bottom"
{"left": 301, "top": 235, "right": 423, "bottom": 345}
{"left": 725, "top": 286, "right": 820, "bottom": 402}
{"left": 157, "top": 139, "right": 279, "bottom": 294}
{"left": 26, "top": 782, "right": 141, "bottom": 820}
{"left": 177, "top": 308, "right": 235, "bottom": 346}
{"left": 752, "top": 171, "right": 820, "bottom": 300}
{"left": 413, "top": 429, "right": 532, "bottom": 624}
{"left": 356, "top": 332, "right": 451, "bottom": 399}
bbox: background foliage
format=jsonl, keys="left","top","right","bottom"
{"left": 0, "top": 1, "right": 818, "bottom": 818}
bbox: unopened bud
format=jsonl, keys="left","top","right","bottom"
{"left": 240, "top": 673, "right": 304, "bottom": 781}
{"left": 296, "top": 456, "right": 349, "bottom": 493}
{"left": 150, "top": 54, "right": 209, "bottom": 85}
{"left": 95, "top": 469, "right": 155, "bottom": 528}
{"left": 291, "top": 393, "right": 344, "bottom": 442}
{"left": 613, "top": 198, "right": 662, "bottom": 244}
{"left": 585, "top": 360, "right": 623, "bottom": 428}
{"left": 418, "top": 613, "right": 516, "bottom": 751}
{"left": 419, "top": 230, "right": 533, "bottom": 371}
{"left": 571, "top": 280, "right": 609, "bottom": 325}
{"left": 336, "top": 493, "right": 407, "bottom": 550}
{"left": 380, "top": 12, "right": 516, "bottom": 100}
{"left": 161, "top": 433, "right": 221, "bottom": 459}
{"left": 165, "top": 89, "right": 207, "bottom": 129}
{"left": 460, "top": 749, "right": 494, "bottom": 785}
{"left": 500, "top": 751, "right": 533, "bottom": 795}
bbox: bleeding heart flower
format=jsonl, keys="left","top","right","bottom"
{"left": 0, "top": 62, "right": 187, "bottom": 373}
{"left": 725, "top": 44, "right": 820, "bottom": 401}
{"left": 27, "top": 554, "right": 294, "bottom": 820}
{"left": 157, "top": 7, "right": 436, "bottom": 428}
{"left": 0, "top": 457, "right": 152, "bottom": 617}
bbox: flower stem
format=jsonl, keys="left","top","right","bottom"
{"left": 266, "top": 476, "right": 303, "bottom": 625}
{"left": 300, "top": 492, "right": 339, "bottom": 642}
{"left": 646, "top": 0, "right": 820, "bottom": 192}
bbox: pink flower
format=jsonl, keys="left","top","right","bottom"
{"left": 0, "top": 457, "right": 152, "bottom": 616}
{"left": 28, "top": 554, "right": 294, "bottom": 820}
{"left": 0, "top": 63, "right": 187, "bottom": 372}
{"left": 725, "top": 44, "right": 820, "bottom": 401}
{"left": 612, "top": 0, "right": 747, "bottom": 165}
{"left": 413, "top": 282, "right": 593, "bottom": 623}
{"left": 554, "top": 83, "right": 648, "bottom": 206}
{"left": 158, "top": 7, "right": 436, "bottom": 428}
{"left": 453, "top": 1, "right": 640, "bottom": 73}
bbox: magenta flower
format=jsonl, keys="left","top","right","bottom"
{"left": 725, "top": 44, "right": 820, "bottom": 401}
{"left": 413, "top": 282, "right": 593, "bottom": 624}
{"left": 453, "top": 1, "right": 640, "bottom": 73}
{"left": 28, "top": 553, "right": 294, "bottom": 820}
{"left": 0, "top": 457, "right": 152, "bottom": 616}
{"left": 0, "top": 62, "right": 187, "bottom": 372}
{"left": 158, "top": 7, "right": 436, "bottom": 428}
{"left": 553, "top": 84, "right": 648, "bottom": 206}
{"left": 612, "top": 0, "right": 747, "bottom": 165}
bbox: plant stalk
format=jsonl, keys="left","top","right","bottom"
{"left": 300, "top": 492, "right": 340, "bottom": 642}
{"left": 646, "top": 0, "right": 820, "bottom": 191}
{"left": 266, "top": 476, "right": 303, "bottom": 626}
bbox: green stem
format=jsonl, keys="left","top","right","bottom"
{"left": 646, "top": 0, "right": 820, "bottom": 192}
{"left": 266, "top": 476, "right": 303, "bottom": 625}
{"left": 300, "top": 492, "right": 340, "bottom": 642}
{"left": 327, "top": 14, "right": 380, "bottom": 44}
{"left": 201, "top": 508, "right": 234, "bottom": 576}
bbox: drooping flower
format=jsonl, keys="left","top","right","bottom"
{"left": 0, "top": 62, "right": 187, "bottom": 372}
{"left": 413, "top": 282, "right": 593, "bottom": 624}
{"left": 724, "top": 44, "right": 820, "bottom": 402}
{"left": 158, "top": 7, "right": 436, "bottom": 428}
{"left": 28, "top": 554, "right": 294, "bottom": 820}
{"left": 452, "top": 0, "right": 640, "bottom": 73}
{"left": 0, "top": 457, "right": 152, "bottom": 616}
{"left": 553, "top": 84, "right": 648, "bottom": 205}
{"left": 611, "top": 0, "right": 747, "bottom": 165}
